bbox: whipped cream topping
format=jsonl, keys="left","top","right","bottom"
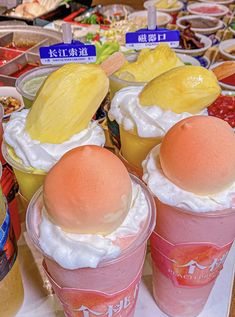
{"left": 39, "top": 181, "right": 149, "bottom": 269}
{"left": 109, "top": 86, "right": 206, "bottom": 138}
{"left": 143, "top": 145, "right": 235, "bottom": 213}
{"left": 4, "top": 109, "right": 105, "bottom": 171}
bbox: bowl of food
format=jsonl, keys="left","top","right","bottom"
{"left": 144, "top": 0, "right": 184, "bottom": 13}
{"left": 219, "top": 39, "right": 235, "bottom": 61}
{"left": 0, "top": 87, "right": 24, "bottom": 119}
{"left": 174, "top": 27, "right": 212, "bottom": 56}
{"left": 207, "top": 90, "right": 235, "bottom": 129}
{"left": 210, "top": 61, "right": 235, "bottom": 91}
{"left": 198, "top": 0, "right": 234, "bottom": 4}
{"left": 176, "top": 53, "right": 201, "bottom": 66}
{"left": 128, "top": 10, "right": 172, "bottom": 28}
{"left": 187, "top": 2, "right": 229, "bottom": 18}
{"left": 176, "top": 15, "right": 224, "bottom": 35}
{"left": 100, "top": 4, "right": 135, "bottom": 21}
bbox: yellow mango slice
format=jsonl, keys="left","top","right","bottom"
{"left": 115, "top": 44, "right": 184, "bottom": 82}
{"left": 25, "top": 63, "right": 109, "bottom": 144}
{"left": 139, "top": 66, "right": 221, "bottom": 114}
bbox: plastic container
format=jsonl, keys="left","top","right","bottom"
{"left": 2, "top": 141, "right": 46, "bottom": 202}
{"left": 15, "top": 65, "right": 59, "bottom": 108}
{"left": 151, "top": 197, "right": 235, "bottom": 317}
{"left": 26, "top": 174, "right": 156, "bottom": 317}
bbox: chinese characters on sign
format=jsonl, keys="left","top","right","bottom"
{"left": 125, "top": 29, "right": 180, "bottom": 50}
{"left": 39, "top": 44, "right": 96, "bottom": 65}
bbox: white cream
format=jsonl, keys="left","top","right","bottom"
{"left": 4, "top": 109, "right": 105, "bottom": 171}
{"left": 108, "top": 86, "right": 206, "bottom": 138}
{"left": 39, "top": 181, "right": 149, "bottom": 269}
{"left": 143, "top": 145, "right": 235, "bottom": 213}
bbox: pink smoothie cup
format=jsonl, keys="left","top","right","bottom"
{"left": 150, "top": 197, "right": 235, "bottom": 317}
{"left": 26, "top": 174, "right": 156, "bottom": 317}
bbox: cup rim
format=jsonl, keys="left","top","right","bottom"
{"left": 15, "top": 65, "right": 59, "bottom": 101}
{"left": 2, "top": 141, "right": 45, "bottom": 175}
{"left": 26, "top": 173, "right": 156, "bottom": 268}
{"left": 109, "top": 73, "right": 146, "bottom": 86}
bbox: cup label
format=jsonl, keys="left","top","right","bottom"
{"left": 43, "top": 261, "right": 142, "bottom": 317}
{"left": 0, "top": 209, "right": 17, "bottom": 281}
{"left": 151, "top": 232, "right": 233, "bottom": 288}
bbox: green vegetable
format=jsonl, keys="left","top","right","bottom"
{"left": 230, "top": 23, "right": 235, "bottom": 30}
{"left": 95, "top": 42, "right": 120, "bottom": 64}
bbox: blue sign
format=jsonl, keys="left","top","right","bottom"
{"left": 126, "top": 28, "right": 180, "bottom": 50}
{"left": 39, "top": 40, "right": 96, "bottom": 65}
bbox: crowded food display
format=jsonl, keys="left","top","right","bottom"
{"left": 0, "top": 1, "right": 235, "bottom": 317}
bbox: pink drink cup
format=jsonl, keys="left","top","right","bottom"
{"left": 26, "top": 175, "right": 156, "bottom": 317}
{"left": 151, "top": 198, "right": 235, "bottom": 317}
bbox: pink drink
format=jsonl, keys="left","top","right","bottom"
{"left": 151, "top": 198, "right": 235, "bottom": 317}
{"left": 26, "top": 175, "right": 156, "bottom": 317}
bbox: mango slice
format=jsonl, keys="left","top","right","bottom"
{"left": 139, "top": 66, "right": 221, "bottom": 114}
{"left": 115, "top": 44, "right": 184, "bottom": 82}
{"left": 25, "top": 64, "right": 109, "bottom": 144}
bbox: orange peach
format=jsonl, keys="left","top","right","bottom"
{"left": 159, "top": 116, "right": 235, "bottom": 195}
{"left": 43, "top": 145, "right": 132, "bottom": 235}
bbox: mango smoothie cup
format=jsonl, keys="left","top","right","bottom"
{"left": 26, "top": 174, "right": 156, "bottom": 317}
{"left": 15, "top": 65, "right": 59, "bottom": 109}
{"left": 109, "top": 74, "right": 145, "bottom": 100}
{"left": 150, "top": 198, "right": 235, "bottom": 317}
{"left": 2, "top": 141, "right": 46, "bottom": 202}
{"left": 119, "top": 126, "right": 162, "bottom": 177}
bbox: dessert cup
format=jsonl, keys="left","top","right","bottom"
{"left": 2, "top": 141, "right": 46, "bottom": 202}
{"left": 15, "top": 65, "right": 59, "bottom": 109}
{"left": 26, "top": 174, "right": 156, "bottom": 317}
{"left": 120, "top": 126, "right": 162, "bottom": 173}
{"left": 109, "top": 74, "right": 145, "bottom": 100}
{"left": 151, "top": 197, "right": 235, "bottom": 317}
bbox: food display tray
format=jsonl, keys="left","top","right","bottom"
{"left": 0, "top": 26, "right": 61, "bottom": 86}
{"left": 0, "top": 3, "right": 72, "bottom": 26}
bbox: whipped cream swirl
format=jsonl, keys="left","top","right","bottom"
{"left": 39, "top": 181, "right": 149, "bottom": 269}
{"left": 143, "top": 145, "right": 235, "bottom": 213}
{"left": 109, "top": 86, "right": 206, "bottom": 138}
{"left": 4, "top": 109, "right": 105, "bottom": 171}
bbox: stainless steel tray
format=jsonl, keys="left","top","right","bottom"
{"left": 0, "top": 26, "right": 62, "bottom": 85}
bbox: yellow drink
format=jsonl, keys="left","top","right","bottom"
{"left": 0, "top": 258, "right": 24, "bottom": 317}
{"left": 2, "top": 142, "right": 46, "bottom": 202}
{"left": 120, "top": 126, "right": 162, "bottom": 172}
{"left": 109, "top": 74, "right": 144, "bottom": 100}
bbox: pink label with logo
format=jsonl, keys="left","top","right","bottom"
{"left": 43, "top": 261, "right": 142, "bottom": 317}
{"left": 150, "top": 232, "right": 233, "bottom": 288}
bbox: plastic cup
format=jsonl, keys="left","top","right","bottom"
{"left": 109, "top": 74, "right": 145, "bottom": 100}
{"left": 2, "top": 142, "right": 46, "bottom": 202}
{"left": 26, "top": 174, "right": 156, "bottom": 317}
{"left": 150, "top": 197, "right": 235, "bottom": 317}
{"left": 120, "top": 126, "right": 162, "bottom": 173}
{"left": 15, "top": 65, "right": 59, "bottom": 109}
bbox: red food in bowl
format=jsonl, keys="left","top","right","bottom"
{"left": 208, "top": 95, "right": 235, "bottom": 128}
{"left": 193, "top": 6, "right": 224, "bottom": 14}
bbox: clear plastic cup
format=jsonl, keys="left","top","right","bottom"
{"left": 109, "top": 74, "right": 145, "bottom": 100}
{"left": 26, "top": 174, "right": 156, "bottom": 317}
{"left": 120, "top": 126, "right": 162, "bottom": 173}
{"left": 15, "top": 65, "right": 59, "bottom": 109}
{"left": 150, "top": 197, "right": 235, "bottom": 317}
{"left": 2, "top": 141, "right": 46, "bottom": 202}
